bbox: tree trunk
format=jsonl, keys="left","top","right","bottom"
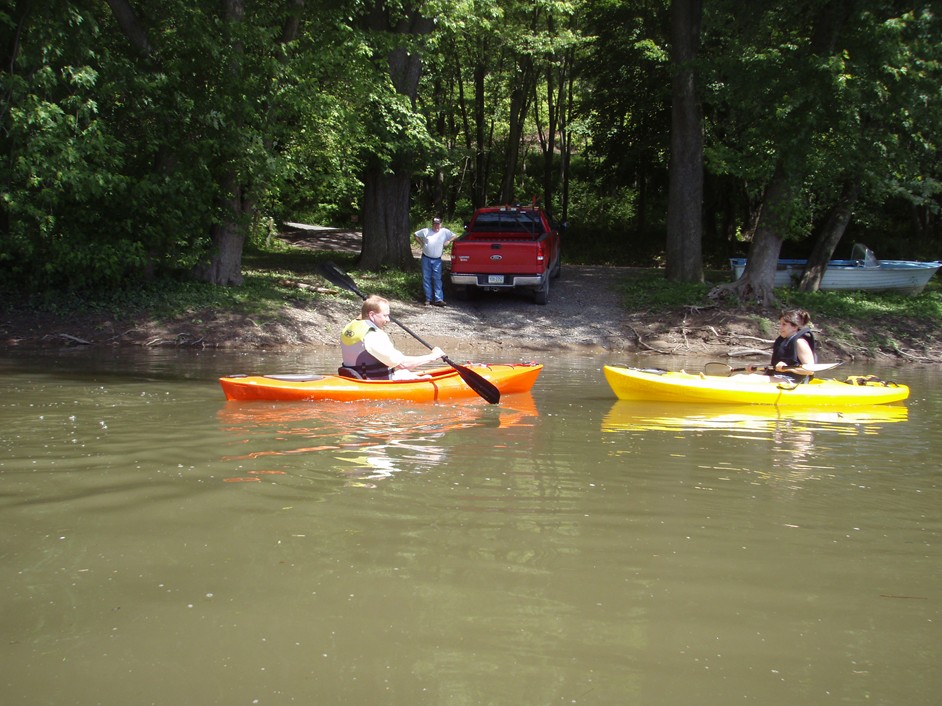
{"left": 535, "top": 12, "right": 561, "bottom": 211}
{"left": 665, "top": 0, "right": 703, "bottom": 283}
{"left": 192, "top": 172, "right": 249, "bottom": 286}
{"left": 500, "top": 64, "right": 533, "bottom": 204}
{"left": 473, "top": 41, "right": 488, "bottom": 209}
{"left": 198, "top": 225, "right": 245, "bottom": 286}
{"left": 799, "top": 180, "right": 860, "bottom": 292}
{"left": 538, "top": 67, "right": 557, "bottom": 210}
{"left": 430, "top": 74, "right": 447, "bottom": 214}
{"left": 710, "top": 162, "right": 795, "bottom": 305}
{"left": 359, "top": 169, "right": 414, "bottom": 270}
{"left": 560, "top": 49, "right": 575, "bottom": 223}
{"left": 105, "top": 0, "right": 153, "bottom": 55}
{"left": 359, "top": 2, "right": 434, "bottom": 271}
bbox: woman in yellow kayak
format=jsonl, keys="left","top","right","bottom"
{"left": 745, "top": 308, "right": 817, "bottom": 381}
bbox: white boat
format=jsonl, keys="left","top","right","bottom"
{"left": 730, "top": 246, "right": 941, "bottom": 295}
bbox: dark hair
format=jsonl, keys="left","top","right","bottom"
{"left": 780, "top": 308, "right": 811, "bottom": 328}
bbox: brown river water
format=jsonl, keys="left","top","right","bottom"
{"left": 1, "top": 348, "right": 939, "bottom": 705}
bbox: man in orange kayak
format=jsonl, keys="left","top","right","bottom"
{"left": 339, "top": 295, "right": 444, "bottom": 380}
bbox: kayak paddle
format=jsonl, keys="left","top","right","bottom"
{"left": 704, "top": 361, "right": 844, "bottom": 377}
{"left": 318, "top": 261, "right": 501, "bottom": 404}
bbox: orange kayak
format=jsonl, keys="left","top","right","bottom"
{"left": 219, "top": 363, "right": 543, "bottom": 403}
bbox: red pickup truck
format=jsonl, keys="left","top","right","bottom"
{"left": 449, "top": 205, "right": 564, "bottom": 304}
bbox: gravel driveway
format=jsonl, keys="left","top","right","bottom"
{"left": 284, "top": 225, "right": 634, "bottom": 354}
{"left": 387, "top": 265, "right": 633, "bottom": 354}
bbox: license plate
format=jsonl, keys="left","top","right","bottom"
{"left": 487, "top": 275, "right": 504, "bottom": 284}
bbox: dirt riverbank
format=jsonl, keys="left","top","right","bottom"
{"left": 2, "top": 227, "right": 940, "bottom": 366}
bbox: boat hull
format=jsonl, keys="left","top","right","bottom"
{"left": 603, "top": 366, "right": 910, "bottom": 407}
{"left": 220, "top": 363, "right": 543, "bottom": 402}
{"left": 730, "top": 258, "right": 941, "bottom": 295}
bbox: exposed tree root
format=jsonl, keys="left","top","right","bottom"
{"left": 708, "top": 277, "right": 778, "bottom": 307}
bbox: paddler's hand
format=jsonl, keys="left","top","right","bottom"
{"left": 778, "top": 361, "right": 813, "bottom": 376}
{"left": 431, "top": 346, "right": 445, "bottom": 360}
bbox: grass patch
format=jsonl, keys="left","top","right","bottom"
{"left": 4, "top": 274, "right": 318, "bottom": 322}
{"left": 618, "top": 270, "right": 713, "bottom": 312}
{"left": 244, "top": 247, "right": 423, "bottom": 302}
{"left": 777, "top": 282, "right": 942, "bottom": 322}
{"left": 3, "top": 245, "right": 429, "bottom": 322}
{"left": 616, "top": 266, "right": 942, "bottom": 325}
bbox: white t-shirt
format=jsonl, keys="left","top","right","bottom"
{"left": 363, "top": 327, "right": 404, "bottom": 368}
{"left": 364, "top": 327, "right": 425, "bottom": 380}
{"left": 415, "top": 226, "right": 456, "bottom": 259}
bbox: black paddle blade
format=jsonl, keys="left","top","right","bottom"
{"left": 444, "top": 357, "right": 501, "bottom": 404}
{"left": 318, "top": 261, "right": 366, "bottom": 299}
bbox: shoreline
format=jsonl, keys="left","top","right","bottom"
{"left": 3, "top": 228, "right": 941, "bottom": 365}
{"left": 3, "top": 263, "right": 940, "bottom": 366}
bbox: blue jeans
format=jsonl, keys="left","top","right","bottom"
{"left": 421, "top": 255, "right": 444, "bottom": 303}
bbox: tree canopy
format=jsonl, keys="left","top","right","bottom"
{"left": 2, "top": 0, "right": 939, "bottom": 293}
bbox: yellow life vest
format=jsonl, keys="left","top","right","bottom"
{"left": 340, "top": 319, "right": 394, "bottom": 379}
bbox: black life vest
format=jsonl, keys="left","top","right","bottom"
{"left": 771, "top": 327, "right": 816, "bottom": 380}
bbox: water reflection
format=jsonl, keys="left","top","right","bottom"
{"left": 217, "top": 394, "right": 539, "bottom": 487}
{"left": 601, "top": 400, "right": 911, "bottom": 481}
{"left": 601, "top": 400, "right": 909, "bottom": 435}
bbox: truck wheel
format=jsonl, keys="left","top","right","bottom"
{"left": 551, "top": 254, "right": 562, "bottom": 279}
{"left": 453, "top": 285, "right": 472, "bottom": 301}
{"left": 533, "top": 277, "right": 549, "bottom": 305}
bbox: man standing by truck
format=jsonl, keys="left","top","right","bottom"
{"left": 414, "top": 217, "right": 456, "bottom": 307}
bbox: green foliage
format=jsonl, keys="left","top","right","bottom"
{"left": 2, "top": 242, "right": 352, "bottom": 321}
{"left": 1, "top": 0, "right": 329, "bottom": 292}
{"left": 702, "top": 1, "right": 942, "bottom": 249}
{"left": 753, "top": 315, "right": 775, "bottom": 338}
{"left": 618, "top": 270, "right": 712, "bottom": 312}
{"left": 581, "top": 0, "right": 671, "bottom": 204}
{"left": 412, "top": 0, "right": 591, "bottom": 213}
{"left": 2, "top": 0, "right": 940, "bottom": 299}
{"left": 340, "top": 267, "right": 424, "bottom": 303}
{"left": 0, "top": 5, "right": 208, "bottom": 288}
{"left": 562, "top": 172, "right": 667, "bottom": 266}
{"left": 36, "top": 273, "right": 317, "bottom": 322}
{"left": 778, "top": 278, "right": 942, "bottom": 324}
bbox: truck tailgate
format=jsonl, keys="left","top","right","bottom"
{"left": 450, "top": 238, "right": 551, "bottom": 275}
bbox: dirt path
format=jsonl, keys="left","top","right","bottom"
{"left": 275, "top": 224, "right": 642, "bottom": 354}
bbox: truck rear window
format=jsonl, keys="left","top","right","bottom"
{"left": 471, "top": 211, "right": 544, "bottom": 233}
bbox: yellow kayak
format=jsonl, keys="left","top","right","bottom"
{"left": 602, "top": 365, "right": 910, "bottom": 407}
